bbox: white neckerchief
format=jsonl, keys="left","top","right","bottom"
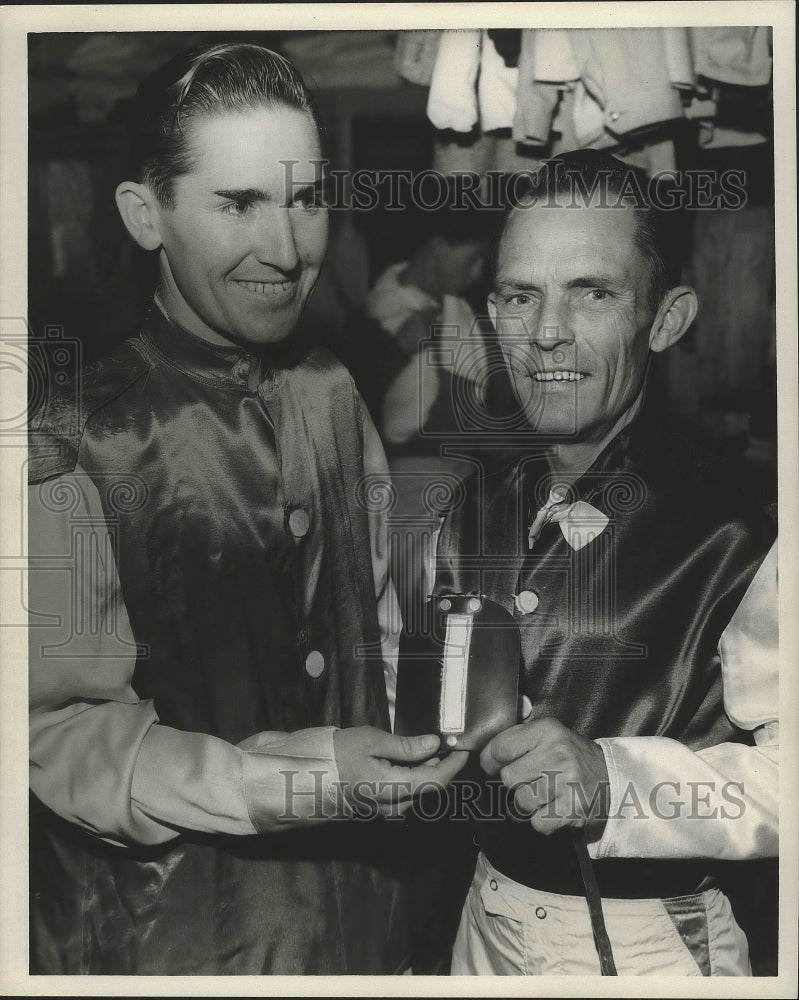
{"left": 528, "top": 487, "right": 609, "bottom": 551}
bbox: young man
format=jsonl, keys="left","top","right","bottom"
{"left": 432, "top": 150, "right": 778, "bottom": 975}
{"left": 28, "top": 42, "right": 464, "bottom": 975}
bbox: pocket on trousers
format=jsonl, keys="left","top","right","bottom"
{"left": 661, "top": 893, "right": 712, "bottom": 975}
{"left": 477, "top": 877, "right": 527, "bottom": 969}
{"left": 477, "top": 878, "right": 571, "bottom": 975}
{"left": 607, "top": 901, "right": 706, "bottom": 976}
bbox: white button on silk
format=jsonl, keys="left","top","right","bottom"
{"left": 288, "top": 508, "right": 310, "bottom": 537}
{"left": 515, "top": 590, "right": 539, "bottom": 614}
{"left": 305, "top": 649, "right": 325, "bottom": 678}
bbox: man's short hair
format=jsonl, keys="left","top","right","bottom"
{"left": 129, "top": 41, "right": 321, "bottom": 208}
{"left": 493, "top": 149, "right": 685, "bottom": 311}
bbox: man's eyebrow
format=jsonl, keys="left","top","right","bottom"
{"left": 213, "top": 188, "right": 268, "bottom": 201}
{"left": 567, "top": 275, "right": 623, "bottom": 289}
{"left": 494, "top": 279, "right": 540, "bottom": 292}
{"left": 214, "top": 180, "right": 327, "bottom": 203}
{"left": 495, "top": 273, "right": 625, "bottom": 293}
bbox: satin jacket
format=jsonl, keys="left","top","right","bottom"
{"left": 28, "top": 306, "right": 409, "bottom": 974}
{"left": 434, "top": 403, "right": 776, "bottom": 898}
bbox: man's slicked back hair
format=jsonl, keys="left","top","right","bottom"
{"left": 130, "top": 41, "right": 322, "bottom": 208}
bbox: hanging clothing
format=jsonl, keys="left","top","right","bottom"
{"left": 426, "top": 30, "right": 481, "bottom": 133}
{"left": 691, "top": 27, "right": 772, "bottom": 88}
{"left": 663, "top": 26, "right": 697, "bottom": 91}
{"left": 569, "top": 28, "right": 685, "bottom": 139}
{"left": 478, "top": 31, "right": 519, "bottom": 133}
{"left": 394, "top": 29, "right": 441, "bottom": 86}
{"left": 413, "top": 26, "right": 773, "bottom": 172}
{"left": 531, "top": 29, "right": 580, "bottom": 83}
{"left": 487, "top": 29, "right": 522, "bottom": 68}
{"left": 513, "top": 29, "right": 560, "bottom": 146}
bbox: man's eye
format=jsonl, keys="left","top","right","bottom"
{"left": 293, "top": 189, "right": 325, "bottom": 213}
{"left": 508, "top": 293, "right": 533, "bottom": 306}
{"left": 586, "top": 288, "right": 609, "bottom": 301}
{"left": 224, "top": 200, "right": 254, "bottom": 217}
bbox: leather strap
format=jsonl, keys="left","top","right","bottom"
{"left": 573, "top": 832, "right": 618, "bottom": 976}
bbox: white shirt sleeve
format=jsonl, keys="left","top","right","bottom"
{"left": 28, "top": 469, "right": 347, "bottom": 848}
{"left": 588, "top": 540, "right": 778, "bottom": 860}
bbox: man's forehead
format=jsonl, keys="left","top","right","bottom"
{"left": 185, "top": 106, "right": 322, "bottom": 183}
{"left": 498, "top": 200, "right": 640, "bottom": 268}
{"left": 505, "top": 196, "right": 639, "bottom": 235}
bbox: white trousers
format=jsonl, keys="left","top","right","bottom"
{"left": 451, "top": 853, "right": 751, "bottom": 976}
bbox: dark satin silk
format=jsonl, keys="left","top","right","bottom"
{"left": 435, "top": 407, "right": 775, "bottom": 897}
{"left": 28, "top": 309, "right": 407, "bottom": 974}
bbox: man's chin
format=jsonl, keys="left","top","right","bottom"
{"left": 223, "top": 310, "right": 302, "bottom": 349}
{"left": 527, "top": 427, "right": 585, "bottom": 441}
{"left": 228, "top": 302, "right": 311, "bottom": 350}
{"left": 518, "top": 406, "right": 583, "bottom": 439}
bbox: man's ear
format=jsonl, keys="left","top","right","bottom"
{"left": 648, "top": 286, "right": 698, "bottom": 354}
{"left": 115, "top": 181, "right": 164, "bottom": 252}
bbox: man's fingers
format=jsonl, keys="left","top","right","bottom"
{"left": 371, "top": 749, "right": 468, "bottom": 801}
{"left": 480, "top": 717, "right": 567, "bottom": 774}
{"left": 480, "top": 723, "right": 533, "bottom": 774}
{"left": 369, "top": 731, "right": 441, "bottom": 763}
{"left": 509, "top": 775, "right": 570, "bottom": 834}
{"left": 382, "top": 748, "right": 468, "bottom": 790}
{"left": 512, "top": 781, "right": 540, "bottom": 816}
{"left": 499, "top": 749, "right": 550, "bottom": 793}
{"left": 429, "top": 749, "right": 469, "bottom": 782}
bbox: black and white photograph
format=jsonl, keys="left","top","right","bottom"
{"left": 1, "top": 3, "right": 797, "bottom": 995}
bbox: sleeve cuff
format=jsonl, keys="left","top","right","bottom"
{"left": 586, "top": 738, "right": 618, "bottom": 859}
{"left": 131, "top": 724, "right": 259, "bottom": 840}
{"left": 240, "top": 726, "right": 350, "bottom": 832}
{"left": 586, "top": 736, "right": 779, "bottom": 861}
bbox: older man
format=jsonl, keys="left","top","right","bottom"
{"left": 27, "top": 42, "right": 465, "bottom": 975}
{"left": 430, "top": 150, "right": 777, "bottom": 976}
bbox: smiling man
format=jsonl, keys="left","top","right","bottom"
{"left": 125, "top": 101, "right": 327, "bottom": 349}
{"left": 431, "top": 150, "right": 779, "bottom": 976}
{"left": 27, "top": 42, "right": 465, "bottom": 976}
{"left": 490, "top": 161, "right": 695, "bottom": 469}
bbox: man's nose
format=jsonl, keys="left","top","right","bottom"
{"left": 252, "top": 205, "right": 300, "bottom": 273}
{"left": 529, "top": 298, "right": 573, "bottom": 351}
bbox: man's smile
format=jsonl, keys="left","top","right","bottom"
{"left": 232, "top": 278, "right": 297, "bottom": 299}
{"left": 532, "top": 370, "right": 587, "bottom": 382}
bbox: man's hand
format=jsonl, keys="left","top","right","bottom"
{"left": 480, "top": 717, "right": 610, "bottom": 839}
{"left": 333, "top": 727, "right": 468, "bottom": 817}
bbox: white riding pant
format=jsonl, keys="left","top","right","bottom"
{"left": 451, "top": 853, "right": 750, "bottom": 976}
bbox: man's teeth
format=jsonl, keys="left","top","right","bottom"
{"left": 239, "top": 280, "right": 293, "bottom": 294}
{"left": 533, "top": 370, "right": 586, "bottom": 381}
